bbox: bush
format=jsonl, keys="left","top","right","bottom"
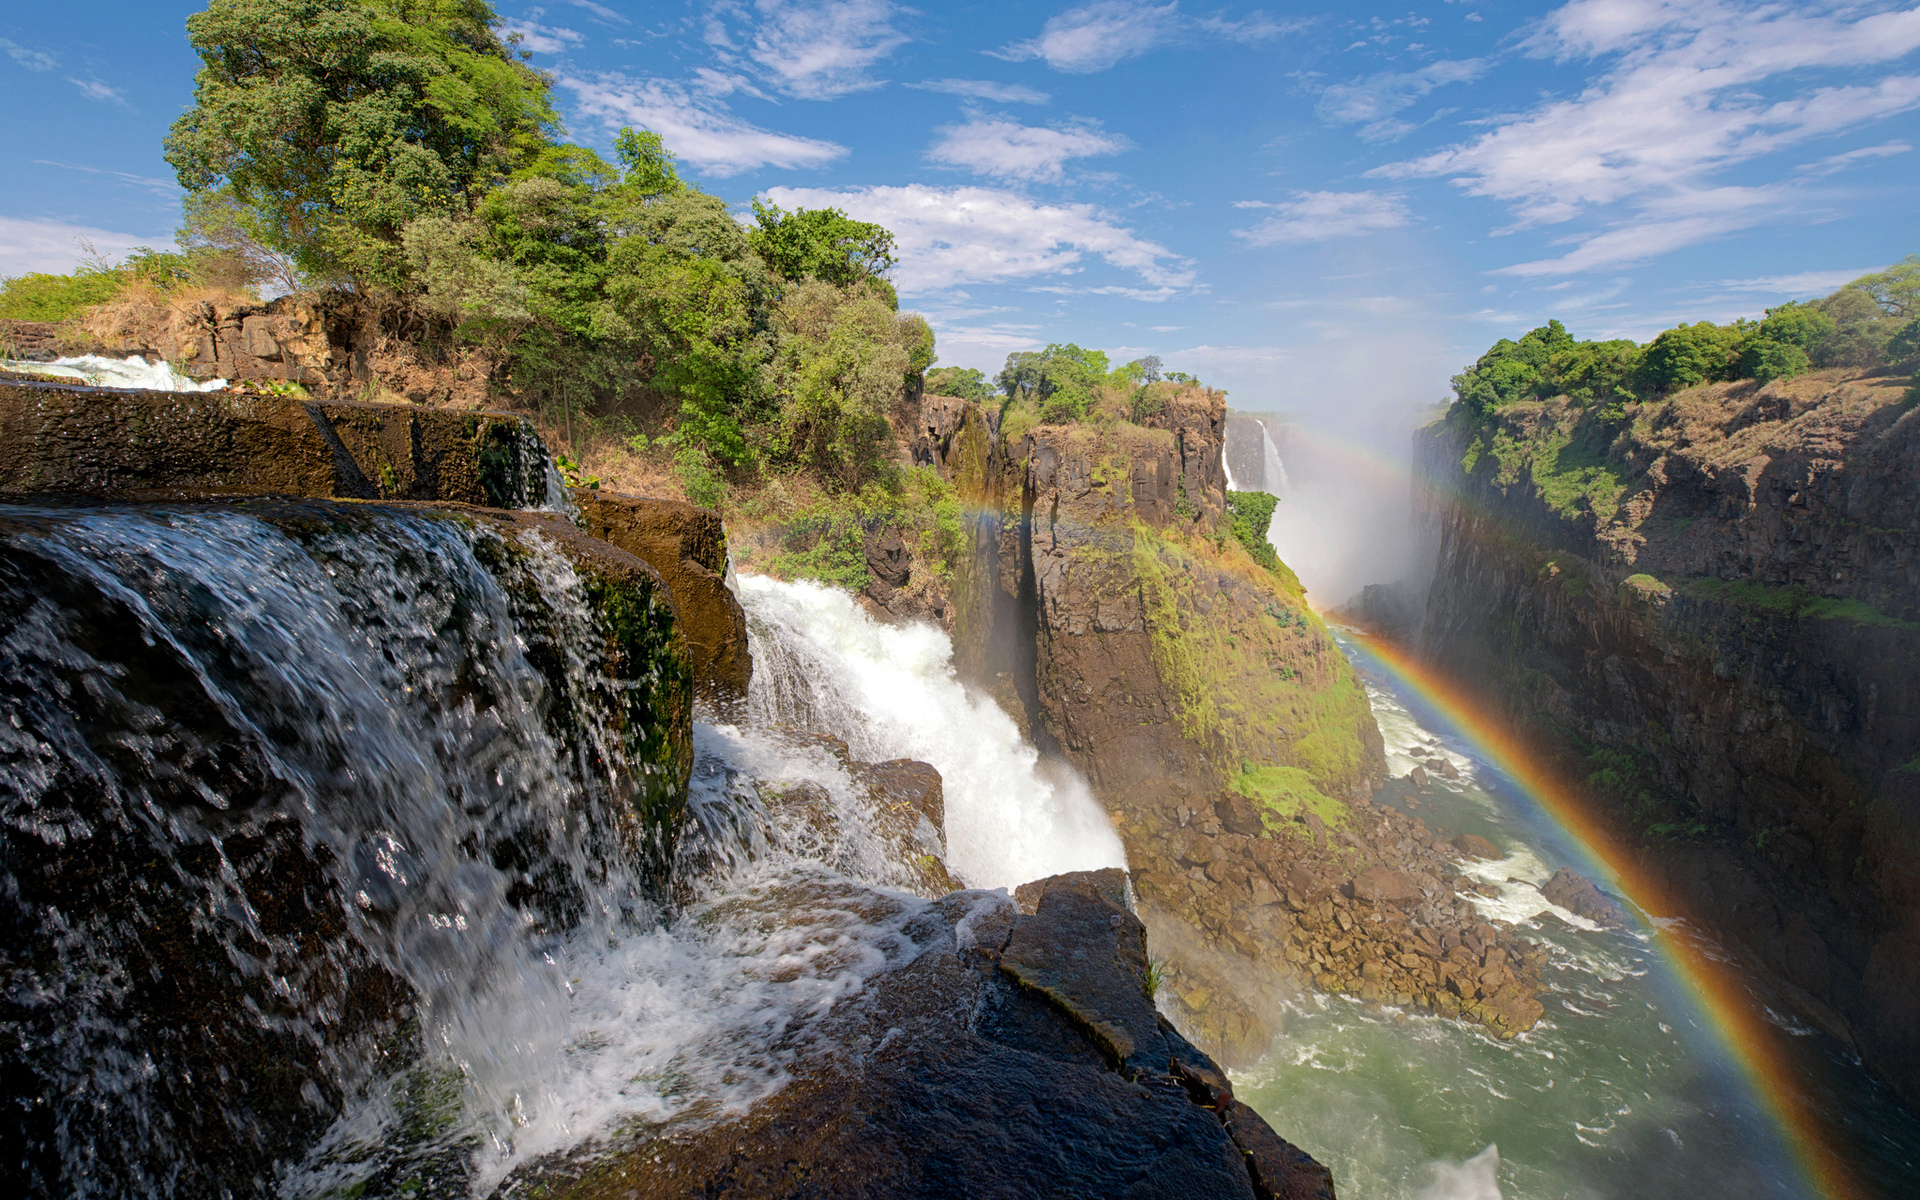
{"left": 1225, "top": 490, "right": 1281, "bottom": 571}
{"left": 0, "top": 268, "right": 127, "bottom": 321}
{"left": 1738, "top": 338, "right": 1811, "bottom": 384}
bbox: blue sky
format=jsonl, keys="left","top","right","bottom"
{"left": 2, "top": 0, "right": 1917, "bottom": 421}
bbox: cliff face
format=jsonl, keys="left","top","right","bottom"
{"left": 913, "top": 390, "right": 1395, "bottom": 1060}
{"left": 1413, "top": 369, "right": 1920, "bottom": 1098}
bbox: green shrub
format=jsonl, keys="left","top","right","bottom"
{"left": 1225, "top": 490, "right": 1281, "bottom": 571}
{"left": 0, "top": 269, "right": 126, "bottom": 322}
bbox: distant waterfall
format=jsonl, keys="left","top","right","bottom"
{"left": 1260, "top": 424, "right": 1292, "bottom": 495}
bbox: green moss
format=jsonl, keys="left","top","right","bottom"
{"left": 1233, "top": 763, "right": 1348, "bottom": 828}
{"left": 1897, "top": 754, "right": 1920, "bottom": 774}
{"left": 1684, "top": 578, "right": 1919, "bottom": 630}
{"left": 1131, "top": 521, "right": 1375, "bottom": 798}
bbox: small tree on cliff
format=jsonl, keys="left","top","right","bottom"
{"left": 165, "top": 0, "right": 557, "bottom": 289}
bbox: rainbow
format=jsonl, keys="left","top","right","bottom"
{"left": 1350, "top": 633, "right": 1863, "bottom": 1200}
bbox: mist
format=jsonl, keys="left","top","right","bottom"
{"left": 1187, "top": 304, "right": 1460, "bottom": 610}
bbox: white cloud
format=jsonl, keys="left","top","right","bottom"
{"left": 68, "top": 79, "right": 128, "bottom": 106}
{"left": 0, "top": 216, "right": 169, "bottom": 278}
{"left": 1376, "top": 0, "right": 1920, "bottom": 273}
{"left": 564, "top": 0, "right": 629, "bottom": 23}
{"left": 1316, "top": 59, "right": 1486, "bottom": 141}
{"left": 994, "top": 1, "right": 1184, "bottom": 73}
{"left": 0, "top": 38, "right": 55, "bottom": 71}
{"left": 908, "top": 78, "right": 1051, "bottom": 103}
{"left": 1234, "top": 191, "right": 1411, "bottom": 245}
{"left": 735, "top": 0, "right": 910, "bottom": 99}
{"left": 561, "top": 74, "right": 847, "bottom": 175}
{"left": 761, "top": 183, "right": 1195, "bottom": 293}
{"left": 501, "top": 15, "right": 586, "bottom": 56}
{"left": 926, "top": 117, "right": 1129, "bottom": 181}
{"left": 1710, "top": 266, "right": 1885, "bottom": 294}
{"left": 31, "top": 160, "right": 179, "bottom": 198}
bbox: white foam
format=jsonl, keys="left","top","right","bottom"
{"left": 737, "top": 574, "right": 1128, "bottom": 890}
{"left": 1413, "top": 1144, "right": 1502, "bottom": 1200}
{"left": 4, "top": 354, "right": 227, "bottom": 392}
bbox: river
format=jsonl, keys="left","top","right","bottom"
{"left": 1236, "top": 632, "right": 1920, "bottom": 1199}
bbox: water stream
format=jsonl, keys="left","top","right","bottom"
{"left": 1236, "top": 633, "right": 1920, "bottom": 1199}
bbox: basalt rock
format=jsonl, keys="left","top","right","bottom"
{"left": 1414, "top": 370, "right": 1920, "bottom": 1099}
{"left": 925, "top": 390, "right": 1391, "bottom": 1060}
{"left": 1540, "top": 867, "right": 1625, "bottom": 926}
{"left": 1453, "top": 834, "right": 1501, "bottom": 861}
{"left": 494, "top": 872, "right": 1335, "bottom": 1200}
{"left": 0, "top": 498, "right": 692, "bottom": 1199}
{"left": 0, "top": 379, "right": 553, "bottom": 508}
{"left": 571, "top": 489, "right": 753, "bottom": 715}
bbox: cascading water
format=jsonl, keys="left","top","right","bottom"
{"left": 0, "top": 506, "right": 1098, "bottom": 1198}
{"left": 736, "top": 575, "right": 1127, "bottom": 890}
{"left": 0, "top": 354, "right": 228, "bottom": 392}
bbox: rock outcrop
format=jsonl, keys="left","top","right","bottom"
{"left": 1412, "top": 368, "right": 1920, "bottom": 1100}
{"left": 572, "top": 489, "right": 752, "bottom": 715}
{"left": 901, "top": 390, "right": 1554, "bottom": 1057}
{"left": 494, "top": 871, "right": 1335, "bottom": 1200}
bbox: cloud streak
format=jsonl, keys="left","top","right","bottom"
{"left": 1234, "top": 191, "right": 1412, "bottom": 245}
{"left": 561, "top": 74, "right": 847, "bottom": 175}
{"left": 926, "top": 116, "right": 1129, "bottom": 181}
{"left": 994, "top": 1, "right": 1287, "bottom": 73}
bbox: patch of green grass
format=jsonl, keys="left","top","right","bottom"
{"left": 1532, "top": 425, "right": 1627, "bottom": 523}
{"left": 1898, "top": 754, "right": 1920, "bottom": 775}
{"left": 1232, "top": 762, "right": 1349, "bottom": 828}
{"left": 1684, "top": 578, "right": 1919, "bottom": 630}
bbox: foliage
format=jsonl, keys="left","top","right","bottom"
{"left": 925, "top": 365, "right": 996, "bottom": 400}
{"left": 1452, "top": 255, "right": 1916, "bottom": 415}
{"left": 0, "top": 264, "right": 130, "bottom": 321}
{"left": 166, "top": 0, "right": 559, "bottom": 287}
{"left": 748, "top": 200, "right": 897, "bottom": 294}
{"left": 762, "top": 278, "right": 921, "bottom": 488}
{"left": 1224, "top": 489, "right": 1281, "bottom": 571}
{"left": 993, "top": 342, "right": 1119, "bottom": 423}
{"left": 1232, "top": 763, "right": 1347, "bottom": 828}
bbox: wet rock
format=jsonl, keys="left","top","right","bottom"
{"left": 1409, "top": 764, "right": 1431, "bottom": 788}
{"left": 1540, "top": 868, "right": 1625, "bottom": 926}
{"left": 1436, "top": 758, "right": 1461, "bottom": 780}
{"left": 0, "top": 380, "right": 553, "bottom": 508}
{"left": 1452, "top": 834, "right": 1501, "bottom": 861}
{"left": 572, "top": 490, "right": 753, "bottom": 715}
{"left": 496, "top": 877, "right": 1331, "bottom": 1200}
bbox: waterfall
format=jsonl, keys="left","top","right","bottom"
{"left": 1, "top": 508, "right": 1111, "bottom": 1198}
{"left": 1260, "top": 424, "right": 1292, "bottom": 496}
{"left": 737, "top": 574, "right": 1127, "bottom": 891}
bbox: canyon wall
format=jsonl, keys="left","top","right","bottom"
{"left": 1412, "top": 369, "right": 1920, "bottom": 1099}
{"left": 904, "top": 391, "right": 1567, "bottom": 1062}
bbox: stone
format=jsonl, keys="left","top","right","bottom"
{"left": 1540, "top": 867, "right": 1625, "bottom": 926}
{"left": 1352, "top": 867, "right": 1421, "bottom": 904}
{"left": 1452, "top": 834, "right": 1501, "bottom": 861}
{"left": 497, "top": 885, "right": 1304, "bottom": 1200}
{"left": 1409, "top": 764, "right": 1431, "bottom": 787}
{"left": 572, "top": 489, "right": 753, "bottom": 715}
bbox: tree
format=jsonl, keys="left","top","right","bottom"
{"left": 926, "top": 366, "right": 995, "bottom": 401}
{"left": 165, "top": 0, "right": 557, "bottom": 287}
{"left": 748, "top": 201, "right": 897, "bottom": 292}
{"left": 1635, "top": 322, "right": 1744, "bottom": 394}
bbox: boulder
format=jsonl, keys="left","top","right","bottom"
{"left": 571, "top": 490, "right": 752, "bottom": 714}
{"left": 1540, "top": 867, "right": 1625, "bottom": 926}
{"left": 1352, "top": 867, "right": 1422, "bottom": 905}
{"left": 1452, "top": 834, "right": 1501, "bottom": 861}
{"left": 1216, "top": 793, "right": 1268, "bottom": 837}
{"left": 1409, "top": 764, "right": 1431, "bottom": 788}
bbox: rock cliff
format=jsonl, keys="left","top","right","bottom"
{"left": 900, "top": 391, "right": 1567, "bottom": 1060}
{"left": 1411, "top": 368, "right": 1920, "bottom": 1100}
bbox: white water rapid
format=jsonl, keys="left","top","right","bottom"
{"left": 2, "top": 353, "right": 227, "bottom": 391}
{"left": 736, "top": 574, "right": 1128, "bottom": 890}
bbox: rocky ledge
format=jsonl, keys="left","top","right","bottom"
{"left": 494, "top": 870, "right": 1335, "bottom": 1200}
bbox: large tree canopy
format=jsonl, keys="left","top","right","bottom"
{"left": 165, "top": 0, "right": 556, "bottom": 286}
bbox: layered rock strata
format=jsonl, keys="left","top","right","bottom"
{"left": 493, "top": 871, "right": 1335, "bottom": 1200}
{"left": 1411, "top": 369, "right": 1920, "bottom": 1100}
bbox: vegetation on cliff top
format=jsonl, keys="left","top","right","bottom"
{"left": 1451, "top": 257, "right": 1918, "bottom": 419}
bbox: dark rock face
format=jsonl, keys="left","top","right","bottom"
{"left": 1414, "top": 371, "right": 1920, "bottom": 1100}
{"left": 0, "top": 380, "right": 552, "bottom": 508}
{"left": 1540, "top": 868, "right": 1625, "bottom": 926}
{"left": 495, "top": 872, "right": 1334, "bottom": 1200}
{"left": 0, "top": 499, "right": 691, "bottom": 1199}
{"left": 924, "top": 390, "right": 1392, "bottom": 1059}
{"left": 571, "top": 489, "right": 753, "bottom": 715}
{"left": 1453, "top": 834, "right": 1501, "bottom": 860}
